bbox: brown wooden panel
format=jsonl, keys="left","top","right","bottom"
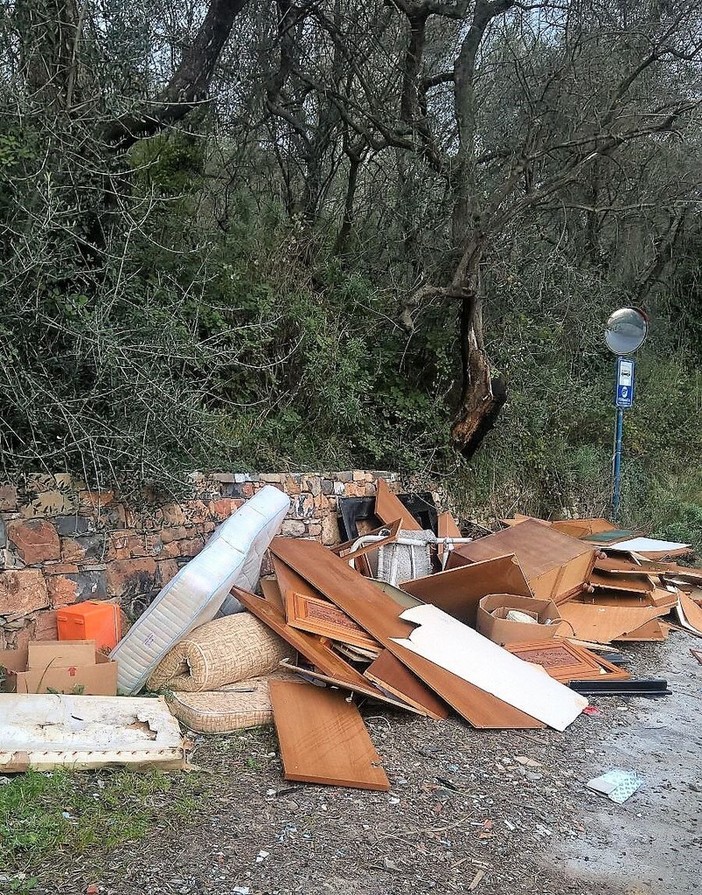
{"left": 506, "top": 640, "right": 630, "bottom": 683}
{"left": 375, "top": 478, "right": 422, "bottom": 530}
{"left": 400, "top": 554, "right": 532, "bottom": 627}
{"left": 589, "top": 570, "right": 654, "bottom": 594}
{"left": 233, "top": 586, "right": 440, "bottom": 717}
{"left": 552, "top": 518, "right": 615, "bottom": 538}
{"left": 269, "top": 680, "right": 390, "bottom": 791}
{"left": 285, "top": 591, "right": 380, "bottom": 652}
{"left": 615, "top": 619, "right": 671, "bottom": 641}
{"left": 269, "top": 538, "right": 544, "bottom": 729}
{"left": 446, "top": 519, "right": 596, "bottom": 604}
{"left": 558, "top": 600, "right": 668, "bottom": 643}
{"left": 579, "top": 590, "right": 677, "bottom": 611}
{"left": 364, "top": 650, "right": 449, "bottom": 719}
{"left": 260, "top": 576, "right": 285, "bottom": 609}
{"left": 438, "top": 512, "right": 462, "bottom": 539}
{"left": 678, "top": 593, "right": 702, "bottom": 635}
{"left": 272, "top": 554, "right": 323, "bottom": 604}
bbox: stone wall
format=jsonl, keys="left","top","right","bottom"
{"left": 0, "top": 471, "right": 403, "bottom": 649}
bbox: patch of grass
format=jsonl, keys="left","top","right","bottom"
{"left": 0, "top": 768, "right": 203, "bottom": 873}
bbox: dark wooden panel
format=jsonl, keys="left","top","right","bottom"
{"left": 364, "top": 650, "right": 449, "bottom": 719}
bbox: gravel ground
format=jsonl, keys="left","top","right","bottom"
{"left": 14, "top": 632, "right": 702, "bottom": 895}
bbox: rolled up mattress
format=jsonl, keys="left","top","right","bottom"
{"left": 110, "top": 485, "right": 289, "bottom": 694}
{"left": 166, "top": 672, "right": 300, "bottom": 734}
{"left": 147, "top": 612, "right": 296, "bottom": 692}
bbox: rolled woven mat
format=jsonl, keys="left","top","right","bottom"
{"left": 147, "top": 612, "right": 296, "bottom": 692}
{"left": 167, "top": 673, "right": 299, "bottom": 733}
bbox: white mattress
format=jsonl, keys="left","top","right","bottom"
{"left": 110, "top": 486, "right": 289, "bottom": 694}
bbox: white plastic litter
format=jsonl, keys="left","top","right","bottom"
{"left": 110, "top": 486, "right": 289, "bottom": 694}
{"left": 586, "top": 769, "right": 644, "bottom": 803}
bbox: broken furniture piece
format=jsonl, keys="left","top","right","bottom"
{"left": 0, "top": 694, "right": 185, "bottom": 772}
{"left": 446, "top": 519, "right": 596, "bottom": 603}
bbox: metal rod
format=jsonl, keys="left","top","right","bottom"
{"left": 612, "top": 404, "right": 624, "bottom": 519}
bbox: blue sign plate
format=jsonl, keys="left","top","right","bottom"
{"left": 615, "top": 357, "right": 635, "bottom": 409}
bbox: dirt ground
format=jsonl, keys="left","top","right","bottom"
{"left": 11, "top": 632, "right": 702, "bottom": 895}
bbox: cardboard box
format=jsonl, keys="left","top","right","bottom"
{"left": 0, "top": 640, "right": 117, "bottom": 696}
{"left": 477, "top": 594, "right": 561, "bottom": 646}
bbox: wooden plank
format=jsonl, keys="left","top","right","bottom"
{"left": 552, "top": 518, "right": 615, "bottom": 538}
{"left": 400, "top": 554, "right": 532, "bottom": 627}
{"left": 269, "top": 538, "right": 544, "bottom": 729}
{"left": 390, "top": 604, "right": 588, "bottom": 731}
{"left": 446, "top": 520, "right": 596, "bottom": 603}
{"left": 278, "top": 659, "right": 433, "bottom": 717}
{"left": 260, "top": 576, "right": 285, "bottom": 609}
{"left": 375, "top": 478, "right": 422, "bottom": 530}
{"left": 285, "top": 590, "right": 380, "bottom": 652}
{"left": 589, "top": 570, "right": 654, "bottom": 594}
{"left": 233, "top": 586, "right": 441, "bottom": 717}
{"left": 677, "top": 593, "right": 702, "bottom": 635}
{"left": 364, "top": 650, "right": 450, "bottom": 719}
{"left": 438, "top": 512, "right": 462, "bottom": 539}
{"left": 269, "top": 680, "right": 390, "bottom": 791}
{"left": 506, "top": 640, "right": 630, "bottom": 683}
{"left": 333, "top": 519, "right": 401, "bottom": 562}
{"left": 615, "top": 619, "right": 671, "bottom": 641}
{"left": 580, "top": 590, "right": 677, "bottom": 611}
{"left": 558, "top": 600, "right": 668, "bottom": 643}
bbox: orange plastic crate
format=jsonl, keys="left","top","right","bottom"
{"left": 56, "top": 601, "right": 122, "bottom": 652}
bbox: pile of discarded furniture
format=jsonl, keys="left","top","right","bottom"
{"left": 2, "top": 482, "right": 701, "bottom": 791}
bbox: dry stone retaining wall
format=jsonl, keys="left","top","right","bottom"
{"left": 0, "top": 471, "right": 404, "bottom": 649}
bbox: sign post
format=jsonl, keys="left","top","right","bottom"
{"left": 612, "top": 357, "right": 636, "bottom": 517}
{"left": 605, "top": 310, "right": 648, "bottom": 520}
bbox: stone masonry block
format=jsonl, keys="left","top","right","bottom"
{"left": 7, "top": 519, "right": 60, "bottom": 564}
{"left": 0, "top": 569, "right": 49, "bottom": 615}
{"left": 54, "top": 515, "right": 91, "bottom": 536}
{"left": 0, "top": 484, "right": 18, "bottom": 511}
{"left": 47, "top": 574, "right": 80, "bottom": 608}
{"left": 106, "top": 558, "right": 158, "bottom": 598}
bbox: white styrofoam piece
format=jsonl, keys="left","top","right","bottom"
{"left": 607, "top": 537, "right": 691, "bottom": 553}
{"left": 110, "top": 486, "right": 289, "bottom": 694}
{"left": 390, "top": 604, "right": 587, "bottom": 731}
{"left": 0, "top": 694, "right": 183, "bottom": 771}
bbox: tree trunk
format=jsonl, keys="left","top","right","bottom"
{"left": 448, "top": 0, "right": 514, "bottom": 458}
{"left": 448, "top": 234, "right": 507, "bottom": 458}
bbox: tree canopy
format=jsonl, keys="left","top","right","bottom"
{"left": 1, "top": 0, "right": 701, "bottom": 530}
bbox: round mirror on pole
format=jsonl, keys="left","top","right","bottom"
{"left": 604, "top": 307, "right": 648, "bottom": 356}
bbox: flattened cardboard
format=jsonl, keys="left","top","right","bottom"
{"left": 477, "top": 594, "right": 561, "bottom": 645}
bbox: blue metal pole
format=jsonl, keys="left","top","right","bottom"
{"left": 612, "top": 405, "right": 624, "bottom": 520}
